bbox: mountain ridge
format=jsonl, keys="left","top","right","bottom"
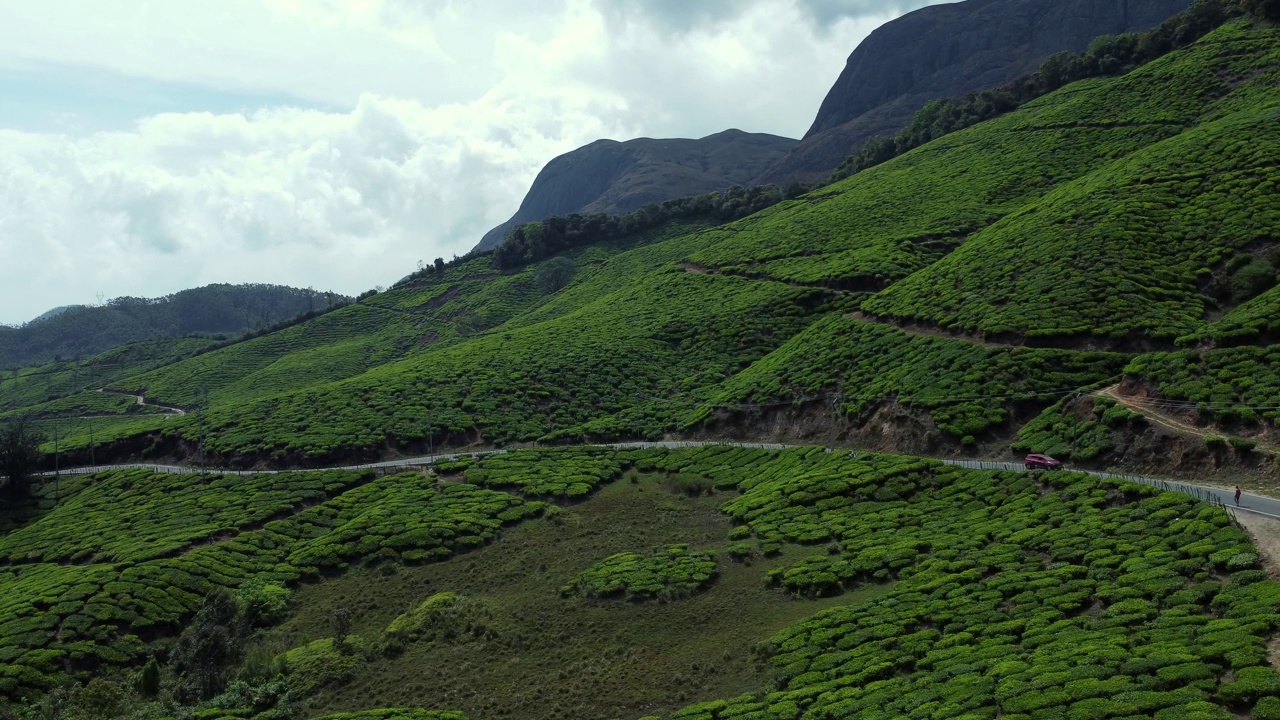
{"left": 471, "top": 129, "right": 796, "bottom": 252}
{"left": 755, "top": 0, "right": 1196, "bottom": 184}
{"left": 0, "top": 283, "right": 349, "bottom": 369}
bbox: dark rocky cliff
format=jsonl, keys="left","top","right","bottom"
{"left": 473, "top": 130, "right": 796, "bottom": 252}
{"left": 756, "top": 0, "right": 1193, "bottom": 185}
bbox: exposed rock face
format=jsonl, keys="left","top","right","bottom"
{"left": 472, "top": 130, "right": 796, "bottom": 252}
{"left": 755, "top": 0, "right": 1194, "bottom": 185}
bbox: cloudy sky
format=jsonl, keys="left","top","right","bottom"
{"left": 0, "top": 0, "right": 946, "bottom": 325}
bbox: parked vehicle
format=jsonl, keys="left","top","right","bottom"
{"left": 1024, "top": 453, "right": 1062, "bottom": 470}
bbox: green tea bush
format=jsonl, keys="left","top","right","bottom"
{"left": 861, "top": 23, "right": 1280, "bottom": 341}
{"left": 1187, "top": 284, "right": 1280, "bottom": 344}
{"left": 178, "top": 270, "right": 829, "bottom": 460}
{"left": 277, "top": 636, "right": 369, "bottom": 697}
{"left": 1254, "top": 696, "right": 1280, "bottom": 720}
{"left": 1129, "top": 345, "right": 1280, "bottom": 430}
{"left": 561, "top": 545, "right": 718, "bottom": 601}
{"left": 1014, "top": 396, "right": 1146, "bottom": 460}
{"left": 0, "top": 468, "right": 549, "bottom": 699}
{"left": 0, "top": 468, "right": 367, "bottom": 564}
{"left": 660, "top": 448, "right": 1280, "bottom": 719}
{"left": 462, "top": 448, "right": 621, "bottom": 498}
{"left": 695, "top": 316, "right": 1125, "bottom": 440}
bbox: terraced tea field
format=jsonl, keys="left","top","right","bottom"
{"left": 4, "top": 446, "right": 1278, "bottom": 720}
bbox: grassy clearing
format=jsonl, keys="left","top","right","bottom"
{"left": 256, "top": 472, "right": 869, "bottom": 720}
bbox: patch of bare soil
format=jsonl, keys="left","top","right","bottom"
{"left": 1235, "top": 512, "right": 1280, "bottom": 580}
{"left": 1238, "top": 512, "right": 1280, "bottom": 672}
{"left": 1098, "top": 384, "right": 1280, "bottom": 454}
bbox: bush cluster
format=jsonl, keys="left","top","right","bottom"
{"left": 656, "top": 447, "right": 1280, "bottom": 719}
{"left": 1014, "top": 396, "right": 1146, "bottom": 461}
{"left": 0, "top": 468, "right": 549, "bottom": 699}
{"left": 561, "top": 545, "right": 718, "bottom": 601}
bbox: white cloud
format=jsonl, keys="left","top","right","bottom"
{"left": 0, "top": 0, "right": 949, "bottom": 324}
{"left": 0, "top": 89, "right": 633, "bottom": 322}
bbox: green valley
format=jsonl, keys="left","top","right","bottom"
{"left": 4, "top": 5, "right": 1280, "bottom": 720}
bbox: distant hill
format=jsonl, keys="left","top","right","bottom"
{"left": 754, "top": 0, "right": 1194, "bottom": 185}
{"left": 30, "top": 305, "right": 80, "bottom": 323}
{"left": 0, "top": 283, "right": 349, "bottom": 368}
{"left": 471, "top": 129, "right": 797, "bottom": 252}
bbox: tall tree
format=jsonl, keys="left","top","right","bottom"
{"left": 0, "top": 417, "right": 44, "bottom": 500}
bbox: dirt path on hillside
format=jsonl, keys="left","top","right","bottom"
{"left": 1235, "top": 512, "right": 1280, "bottom": 578}
{"left": 844, "top": 311, "right": 1020, "bottom": 348}
{"left": 98, "top": 387, "right": 187, "bottom": 417}
{"left": 1096, "top": 384, "right": 1280, "bottom": 454}
{"left": 1234, "top": 511, "right": 1280, "bottom": 671}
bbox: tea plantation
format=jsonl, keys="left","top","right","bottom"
{"left": 0, "top": 21, "right": 1277, "bottom": 468}
{"left": 5, "top": 12, "right": 1280, "bottom": 720}
{"left": 2, "top": 446, "right": 1279, "bottom": 720}
{"left": 861, "top": 22, "right": 1280, "bottom": 343}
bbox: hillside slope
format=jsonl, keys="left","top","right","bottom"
{"left": 472, "top": 130, "right": 796, "bottom": 252}
{"left": 8, "top": 14, "right": 1280, "bottom": 720}
{"left": 756, "top": 0, "right": 1193, "bottom": 184}
{"left": 17, "top": 19, "right": 1274, "bottom": 472}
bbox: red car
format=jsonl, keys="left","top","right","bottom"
{"left": 1024, "top": 453, "right": 1062, "bottom": 470}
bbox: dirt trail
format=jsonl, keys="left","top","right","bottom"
{"left": 845, "top": 311, "right": 1018, "bottom": 348}
{"left": 98, "top": 387, "right": 187, "bottom": 417}
{"left": 1096, "top": 384, "right": 1279, "bottom": 453}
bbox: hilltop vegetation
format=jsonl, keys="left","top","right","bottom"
{"left": 0, "top": 284, "right": 348, "bottom": 369}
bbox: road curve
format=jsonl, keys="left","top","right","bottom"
{"left": 39, "top": 440, "right": 1279, "bottom": 522}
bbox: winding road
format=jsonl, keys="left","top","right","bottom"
{"left": 40, "top": 439, "right": 1280, "bottom": 521}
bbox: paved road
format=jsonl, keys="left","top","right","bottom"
{"left": 40, "top": 440, "right": 1280, "bottom": 520}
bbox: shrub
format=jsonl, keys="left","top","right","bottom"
{"left": 534, "top": 256, "right": 577, "bottom": 294}
{"left": 663, "top": 473, "right": 714, "bottom": 497}
{"left": 383, "top": 593, "right": 493, "bottom": 651}
{"left": 138, "top": 657, "right": 160, "bottom": 698}
{"left": 1231, "top": 260, "right": 1276, "bottom": 303}
{"left": 1254, "top": 696, "right": 1280, "bottom": 720}
{"left": 277, "top": 638, "right": 366, "bottom": 697}
{"left": 562, "top": 545, "right": 718, "bottom": 601}
{"left": 170, "top": 588, "right": 243, "bottom": 702}
{"left": 237, "top": 580, "right": 291, "bottom": 628}
{"left": 1230, "top": 437, "right": 1258, "bottom": 453}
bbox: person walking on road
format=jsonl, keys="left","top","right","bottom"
{"left": 1235, "top": 486, "right": 1242, "bottom": 506}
